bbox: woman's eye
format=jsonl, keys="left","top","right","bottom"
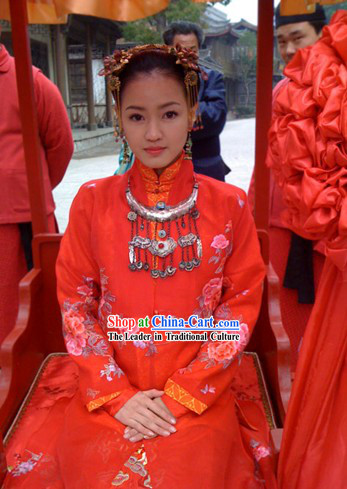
{"left": 129, "top": 114, "right": 144, "bottom": 122}
{"left": 164, "top": 111, "right": 178, "bottom": 119}
{"left": 294, "top": 37, "right": 303, "bottom": 42}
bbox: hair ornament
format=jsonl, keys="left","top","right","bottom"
{"left": 100, "top": 44, "right": 204, "bottom": 133}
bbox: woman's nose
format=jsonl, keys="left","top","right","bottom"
{"left": 145, "top": 120, "right": 162, "bottom": 141}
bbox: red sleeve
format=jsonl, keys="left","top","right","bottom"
{"left": 35, "top": 71, "right": 74, "bottom": 189}
{"left": 162, "top": 191, "right": 265, "bottom": 417}
{"left": 56, "top": 183, "right": 138, "bottom": 415}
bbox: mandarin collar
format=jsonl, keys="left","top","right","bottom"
{"left": 0, "top": 45, "right": 11, "bottom": 73}
{"left": 136, "top": 154, "right": 182, "bottom": 187}
{"left": 128, "top": 152, "right": 195, "bottom": 207}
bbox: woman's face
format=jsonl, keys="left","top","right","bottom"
{"left": 121, "top": 71, "right": 190, "bottom": 171}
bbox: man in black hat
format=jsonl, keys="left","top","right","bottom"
{"left": 275, "top": 3, "right": 326, "bottom": 65}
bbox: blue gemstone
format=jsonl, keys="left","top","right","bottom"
{"left": 156, "top": 201, "right": 166, "bottom": 210}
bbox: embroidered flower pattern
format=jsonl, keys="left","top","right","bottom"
{"left": 63, "top": 309, "right": 88, "bottom": 356}
{"left": 200, "top": 384, "right": 216, "bottom": 395}
{"left": 62, "top": 273, "right": 125, "bottom": 383}
{"left": 112, "top": 446, "right": 152, "bottom": 487}
{"left": 211, "top": 234, "right": 229, "bottom": 250}
{"left": 237, "top": 194, "right": 245, "bottom": 208}
{"left": 112, "top": 471, "right": 130, "bottom": 485}
{"left": 100, "top": 358, "right": 124, "bottom": 381}
{"left": 8, "top": 451, "right": 43, "bottom": 477}
{"left": 86, "top": 388, "right": 100, "bottom": 399}
{"left": 250, "top": 439, "right": 272, "bottom": 462}
{"left": 207, "top": 342, "right": 238, "bottom": 363}
{"left": 98, "top": 268, "right": 116, "bottom": 327}
{"left": 194, "top": 277, "right": 232, "bottom": 318}
{"left": 208, "top": 225, "right": 233, "bottom": 274}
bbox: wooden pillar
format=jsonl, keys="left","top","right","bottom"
{"left": 85, "top": 23, "right": 97, "bottom": 131}
{"left": 55, "top": 25, "right": 68, "bottom": 105}
{"left": 254, "top": 0, "right": 274, "bottom": 263}
{"left": 9, "top": 0, "right": 48, "bottom": 235}
{"left": 105, "top": 35, "right": 113, "bottom": 127}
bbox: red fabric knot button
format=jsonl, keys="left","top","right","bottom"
{"left": 158, "top": 243, "right": 165, "bottom": 249}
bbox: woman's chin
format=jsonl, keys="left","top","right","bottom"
{"left": 140, "top": 150, "right": 183, "bottom": 171}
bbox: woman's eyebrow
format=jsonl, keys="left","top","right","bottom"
{"left": 125, "top": 101, "right": 181, "bottom": 111}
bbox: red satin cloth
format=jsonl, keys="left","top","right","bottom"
{"left": 278, "top": 260, "right": 347, "bottom": 489}
{"left": 266, "top": 11, "right": 347, "bottom": 489}
{"left": 267, "top": 11, "right": 347, "bottom": 277}
{"left": 4, "top": 353, "right": 276, "bottom": 488}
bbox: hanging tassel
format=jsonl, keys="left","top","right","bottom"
{"left": 184, "top": 133, "right": 192, "bottom": 160}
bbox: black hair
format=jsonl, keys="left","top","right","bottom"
{"left": 163, "top": 21, "right": 204, "bottom": 49}
{"left": 118, "top": 50, "right": 199, "bottom": 108}
{"left": 308, "top": 20, "right": 326, "bottom": 34}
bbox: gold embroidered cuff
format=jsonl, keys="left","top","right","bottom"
{"left": 87, "top": 391, "right": 121, "bottom": 412}
{"left": 164, "top": 379, "right": 208, "bottom": 415}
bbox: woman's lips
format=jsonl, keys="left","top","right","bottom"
{"left": 144, "top": 147, "right": 166, "bottom": 156}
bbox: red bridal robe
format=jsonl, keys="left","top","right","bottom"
{"left": 4, "top": 155, "right": 276, "bottom": 488}
{"left": 266, "top": 11, "right": 347, "bottom": 489}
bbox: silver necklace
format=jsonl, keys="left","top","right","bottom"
{"left": 126, "top": 180, "right": 202, "bottom": 279}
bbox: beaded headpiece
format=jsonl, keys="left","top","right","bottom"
{"left": 100, "top": 43, "right": 204, "bottom": 136}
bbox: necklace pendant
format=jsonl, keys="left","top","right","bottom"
{"left": 151, "top": 269, "right": 160, "bottom": 279}
{"left": 166, "top": 266, "right": 176, "bottom": 276}
{"left": 156, "top": 201, "right": 166, "bottom": 210}
{"left": 197, "top": 238, "right": 203, "bottom": 259}
{"left": 185, "top": 261, "right": 194, "bottom": 272}
{"left": 129, "top": 245, "right": 135, "bottom": 264}
{"left": 192, "top": 258, "right": 201, "bottom": 267}
{"left": 128, "top": 211, "right": 137, "bottom": 221}
{"left": 178, "top": 233, "right": 197, "bottom": 248}
{"left": 149, "top": 238, "right": 177, "bottom": 258}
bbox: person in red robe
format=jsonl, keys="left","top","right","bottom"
{"left": 3, "top": 45, "right": 276, "bottom": 488}
{"left": 248, "top": 4, "right": 327, "bottom": 370}
{"left": 0, "top": 37, "right": 73, "bottom": 344}
{"left": 267, "top": 11, "right": 347, "bottom": 488}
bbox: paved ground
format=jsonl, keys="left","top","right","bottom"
{"left": 53, "top": 118, "right": 255, "bottom": 232}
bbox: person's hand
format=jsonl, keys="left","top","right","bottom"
{"left": 124, "top": 397, "right": 175, "bottom": 442}
{"left": 123, "top": 395, "right": 176, "bottom": 443}
{"left": 115, "top": 389, "right": 176, "bottom": 439}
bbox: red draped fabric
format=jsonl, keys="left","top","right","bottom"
{"left": 267, "top": 11, "right": 347, "bottom": 488}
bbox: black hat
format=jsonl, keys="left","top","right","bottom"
{"left": 275, "top": 3, "right": 326, "bottom": 28}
